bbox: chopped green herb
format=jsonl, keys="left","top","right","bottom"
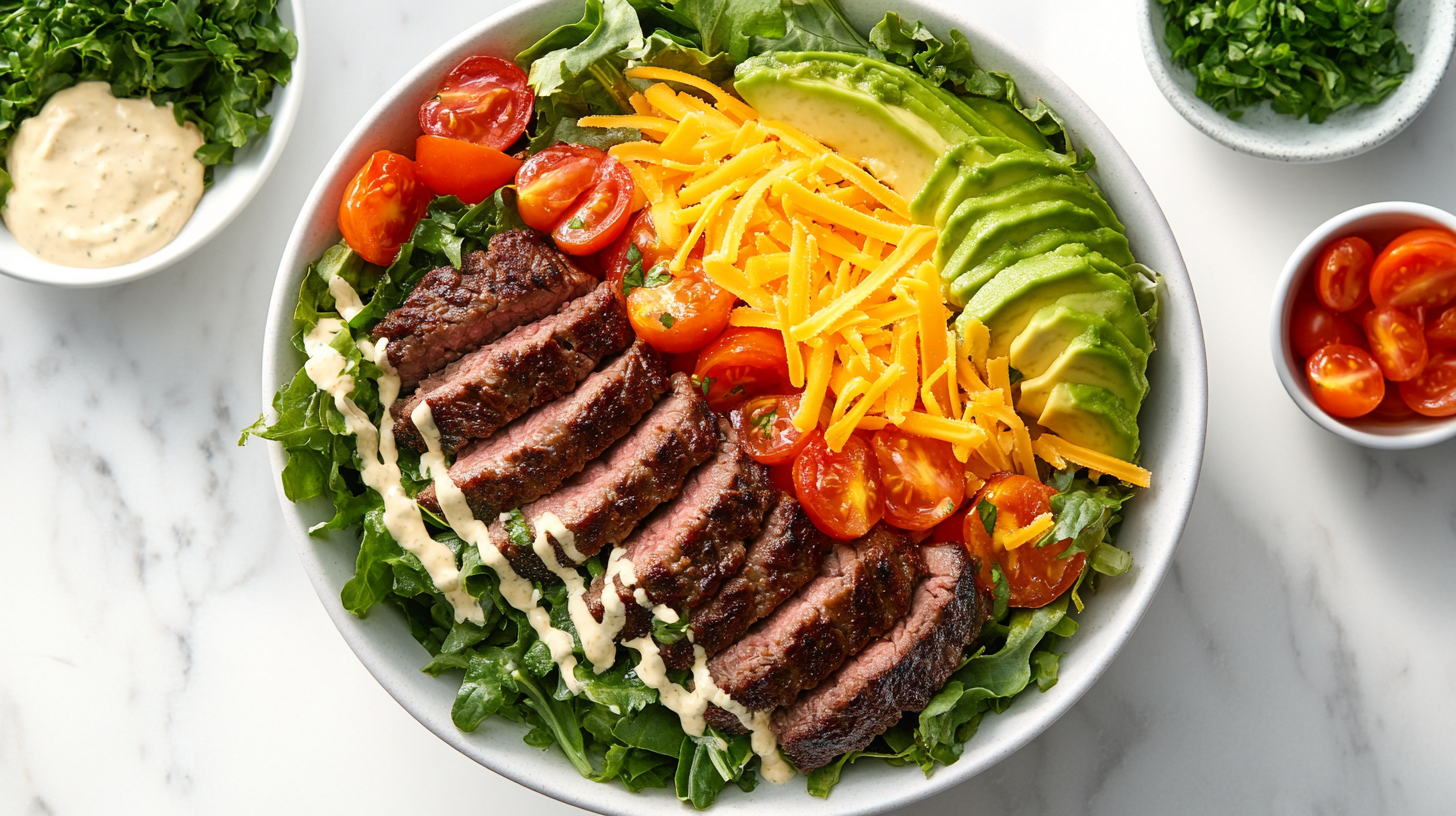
{"left": 1006, "top": 366, "right": 1024, "bottom": 386}
{"left": 977, "top": 498, "right": 997, "bottom": 535}
{"left": 751, "top": 407, "right": 776, "bottom": 438}
{"left": 691, "top": 374, "right": 716, "bottom": 396}
{"left": 621, "top": 249, "right": 672, "bottom": 298}
{"left": 1158, "top": 0, "right": 1413, "bottom": 123}
{"left": 659, "top": 313, "right": 675, "bottom": 328}
{"left": 729, "top": 385, "right": 746, "bottom": 395}
{"left": 567, "top": 215, "right": 586, "bottom": 230}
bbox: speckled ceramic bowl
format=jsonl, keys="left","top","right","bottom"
{"left": 1271, "top": 201, "right": 1456, "bottom": 449}
{"left": 0, "top": 0, "right": 306, "bottom": 288}
{"left": 1137, "top": 0, "right": 1456, "bottom": 163}
{"left": 262, "top": 1, "right": 1208, "bottom": 813}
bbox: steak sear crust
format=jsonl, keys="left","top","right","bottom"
{"left": 773, "top": 544, "right": 985, "bottom": 771}
{"left": 393, "top": 282, "right": 632, "bottom": 454}
{"left": 417, "top": 340, "right": 668, "bottom": 518}
{"left": 489, "top": 373, "right": 718, "bottom": 582}
{"left": 372, "top": 230, "right": 595, "bottom": 390}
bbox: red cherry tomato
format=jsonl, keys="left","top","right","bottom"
{"left": 1426, "top": 306, "right": 1456, "bottom": 354}
{"left": 930, "top": 505, "right": 969, "bottom": 545}
{"left": 419, "top": 56, "right": 533, "bottom": 150}
{"left": 793, "top": 434, "right": 884, "bottom": 541}
{"left": 1370, "top": 230, "right": 1456, "bottom": 310}
{"left": 1398, "top": 352, "right": 1456, "bottom": 417}
{"left": 627, "top": 262, "right": 737, "bottom": 354}
{"left": 1370, "top": 386, "right": 1420, "bottom": 422}
{"left": 870, "top": 426, "right": 965, "bottom": 532}
{"left": 1290, "top": 300, "right": 1366, "bottom": 358}
{"left": 963, "top": 473, "right": 1085, "bottom": 609}
{"left": 1315, "top": 236, "right": 1374, "bottom": 312}
{"left": 338, "top": 150, "right": 431, "bottom": 266}
{"left": 604, "top": 210, "right": 673, "bottom": 297}
{"left": 691, "top": 327, "right": 791, "bottom": 409}
{"left": 516, "top": 144, "right": 607, "bottom": 232}
{"left": 1363, "top": 307, "right": 1428, "bottom": 381}
{"left": 413, "top": 135, "right": 520, "bottom": 205}
{"left": 1306, "top": 344, "right": 1386, "bottom": 418}
{"left": 767, "top": 463, "right": 797, "bottom": 494}
{"left": 734, "top": 393, "right": 818, "bottom": 466}
{"left": 552, "top": 158, "right": 635, "bottom": 255}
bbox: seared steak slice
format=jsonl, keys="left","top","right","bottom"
{"left": 489, "top": 373, "right": 717, "bottom": 582}
{"left": 660, "top": 493, "right": 832, "bottom": 669}
{"left": 418, "top": 340, "right": 668, "bottom": 517}
{"left": 373, "top": 230, "right": 594, "bottom": 389}
{"left": 587, "top": 418, "right": 775, "bottom": 640}
{"left": 706, "top": 525, "right": 919, "bottom": 713}
{"left": 394, "top": 282, "right": 632, "bottom": 454}
{"left": 774, "top": 544, "right": 984, "bottom": 771}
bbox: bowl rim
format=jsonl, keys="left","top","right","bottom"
{"left": 1135, "top": 0, "right": 1456, "bottom": 163}
{"left": 260, "top": 1, "right": 1209, "bottom": 813}
{"left": 1269, "top": 200, "right": 1456, "bottom": 449}
{"left": 0, "top": 0, "right": 308, "bottom": 288}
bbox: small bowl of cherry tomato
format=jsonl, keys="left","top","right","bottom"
{"left": 1272, "top": 201, "right": 1456, "bottom": 449}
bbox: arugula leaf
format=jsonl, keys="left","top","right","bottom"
{"left": 675, "top": 0, "right": 788, "bottom": 63}
{"left": 1158, "top": 0, "right": 1413, "bottom": 122}
{"left": 0, "top": 0, "right": 298, "bottom": 195}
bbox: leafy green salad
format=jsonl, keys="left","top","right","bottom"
{"left": 246, "top": 0, "right": 1145, "bottom": 805}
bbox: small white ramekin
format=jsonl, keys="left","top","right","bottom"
{"left": 1271, "top": 201, "right": 1456, "bottom": 449}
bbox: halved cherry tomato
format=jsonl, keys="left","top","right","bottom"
{"left": 691, "top": 327, "right": 791, "bottom": 409}
{"left": 963, "top": 473, "right": 1084, "bottom": 609}
{"left": 1306, "top": 343, "right": 1386, "bottom": 418}
{"left": 1290, "top": 300, "right": 1366, "bottom": 358}
{"left": 338, "top": 150, "right": 432, "bottom": 266}
{"left": 793, "top": 434, "right": 883, "bottom": 541}
{"left": 734, "top": 393, "right": 817, "bottom": 466}
{"left": 1316, "top": 236, "right": 1374, "bottom": 312}
{"left": 516, "top": 144, "right": 606, "bottom": 232}
{"left": 930, "top": 506, "right": 969, "bottom": 545}
{"left": 419, "top": 56, "right": 533, "bottom": 150}
{"left": 767, "top": 463, "right": 797, "bottom": 494}
{"left": 1427, "top": 306, "right": 1456, "bottom": 354}
{"left": 1370, "top": 230, "right": 1456, "bottom": 310}
{"left": 871, "top": 426, "right": 964, "bottom": 531}
{"left": 1363, "top": 307, "right": 1428, "bottom": 381}
{"left": 627, "top": 263, "right": 737, "bottom": 354}
{"left": 605, "top": 210, "right": 673, "bottom": 297}
{"left": 414, "top": 135, "right": 520, "bottom": 205}
{"left": 1398, "top": 352, "right": 1456, "bottom": 417}
{"left": 1370, "top": 386, "right": 1420, "bottom": 422}
{"left": 553, "top": 158, "right": 635, "bottom": 255}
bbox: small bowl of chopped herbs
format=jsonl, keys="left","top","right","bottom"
{"left": 1138, "top": 0, "right": 1456, "bottom": 163}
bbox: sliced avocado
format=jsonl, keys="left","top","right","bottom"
{"left": 944, "top": 176, "right": 1124, "bottom": 237}
{"left": 964, "top": 97, "right": 1052, "bottom": 152}
{"left": 1037, "top": 382, "right": 1140, "bottom": 462}
{"left": 956, "top": 246, "right": 1140, "bottom": 358}
{"left": 1055, "top": 289, "right": 1154, "bottom": 356}
{"left": 947, "top": 228, "right": 1134, "bottom": 306}
{"left": 1010, "top": 302, "right": 1148, "bottom": 381}
{"left": 1017, "top": 327, "right": 1148, "bottom": 418}
{"left": 931, "top": 148, "right": 1088, "bottom": 227}
{"left": 936, "top": 199, "right": 1111, "bottom": 275}
{"left": 909, "top": 137, "right": 1027, "bottom": 225}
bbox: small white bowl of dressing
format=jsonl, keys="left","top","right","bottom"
{"left": 0, "top": 0, "right": 305, "bottom": 289}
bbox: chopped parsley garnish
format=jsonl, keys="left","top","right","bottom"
{"left": 977, "top": 498, "right": 998, "bottom": 535}
{"left": 752, "top": 407, "right": 777, "bottom": 437}
{"left": 659, "top": 313, "right": 675, "bottom": 328}
{"left": 729, "top": 385, "right": 746, "bottom": 395}
{"left": 691, "top": 374, "right": 716, "bottom": 396}
{"left": 1158, "top": 0, "right": 1413, "bottom": 122}
{"left": 620, "top": 245, "right": 671, "bottom": 298}
{"left": 567, "top": 215, "right": 586, "bottom": 229}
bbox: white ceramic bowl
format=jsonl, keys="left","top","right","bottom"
{"left": 0, "top": 0, "right": 306, "bottom": 288}
{"left": 1271, "top": 201, "right": 1456, "bottom": 449}
{"left": 1137, "top": 0, "right": 1456, "bottom": 163}
{"left": 260, "top": 1, "right": 1208, "bottom": 813}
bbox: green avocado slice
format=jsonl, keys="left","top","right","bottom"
{"left": 937, "top": 199, "right": 1111, "bottom": 277}
{"left": 1037, "top": 382, "right": 1141, "bottom": 462}
{"left": 1010, "top": 301, "right": 1148, "bottom": 382}
{"left": 945, "top": 176, "right": 1125, "bottom": 238}
{"left": 963, "top": 96, "right": 1053, "bottom": 152}
{"left": 926, "top": 148, "right": 1089, "bottom": 228}
{"left": 1016, "top": 326, "right": 1149, "bottom": 419}
{"left": 947, "top": 228, "right": 1134, "bottom": 306}
{"left": 909, "top": 137, "right": 1028, "bottom": 225}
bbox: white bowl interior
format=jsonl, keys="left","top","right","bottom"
{"left": 261, "top": 1, "right": 1209, "bottom": 813}
{"left": 1138, "top": 0, "right": 1456, "bottom": 163}
{"left": 0, "top": 0, "right": 307, "bottom": 288}
{"left": 1270, "top": 201, "right": 1456, "bottom": 449}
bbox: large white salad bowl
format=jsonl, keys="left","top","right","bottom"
{"left": 260, "top": 1, "right": 1208, "bottom": 813}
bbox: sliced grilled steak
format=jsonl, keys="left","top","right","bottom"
{"left": 394, "top": 282, "right": 632, "bottom": 454}
{"left": 705, "top": 525, "right": 919, "bottom": 714}
{"left": 586, "top": 418, "right": 775, "bottom": 640}
{"left": 660, "top": 493, "right": 833, "bottom": 670}
{"left": 774, "top": 544, "right": 984, "bottom": 771}
{"left": 372, "top": 230, "right": 594, "bottom": 390}
{"left": 418, "top": 341, "right": 668, "bottom": 517}
{"left": 489, "top": 373, "right": 717, "bottom": 582}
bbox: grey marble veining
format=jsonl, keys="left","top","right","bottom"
{"left": 1, "top": 1, "right": 1454, "bottom": 814}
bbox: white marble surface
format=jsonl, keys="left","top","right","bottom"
{"left": 2, "top": 1, "right": 1454, "bottom": 813}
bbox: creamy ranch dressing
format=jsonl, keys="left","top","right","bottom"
{"left": 3, "top": 81, "right": 205, "bottom": 268}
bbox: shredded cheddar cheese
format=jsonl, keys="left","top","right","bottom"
{"left": 998, "top": 512, "right": 1054, "bottom": 551}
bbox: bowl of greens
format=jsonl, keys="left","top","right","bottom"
{"left": 1138, "top": 0, "right": 1456, "bottom": 163}
{"left": 257, "top": 0, "right": 1207, "bottom": 812}
{"left": 0, "top": 0, "right": 304, "bottom": 287}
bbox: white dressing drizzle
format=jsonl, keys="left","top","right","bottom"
{"left": 329, "top": 275, "right": 366, "bottom": 321}
{"left": 301, "top": 312, "right": 482, "bottom": 624}
{"left": 527, "top": 520, "right": 631, "bottom": 674}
